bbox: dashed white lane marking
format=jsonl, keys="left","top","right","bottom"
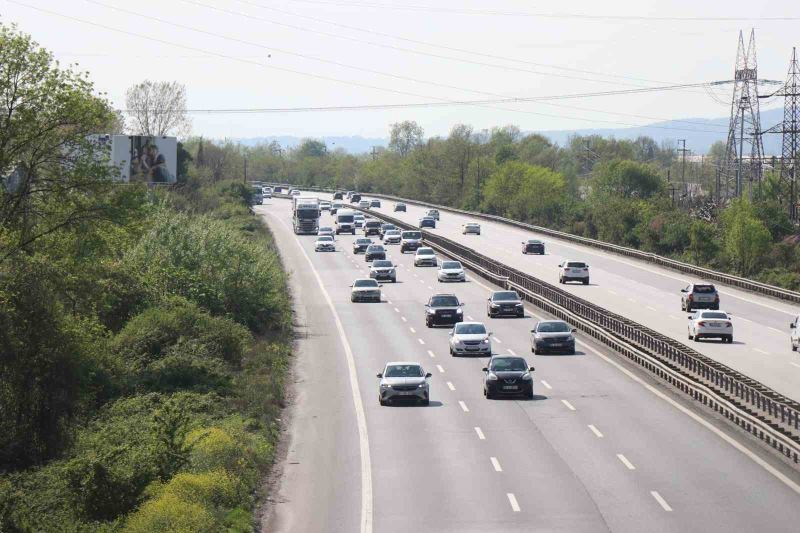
{"left": 540, "top": 380, "right": 553, "bottom": 390}
{"left": 668, "top": 315, "right": 679, "bottom": 320}
{"left": 737, "top": 316, "right": 754, "bottom": 323}
{"left": 617, "top": 454, "right": 636, "bottom": 470}
{"left": 394, "top": 307, "right": 400, "bottom": 313}
{"left": 419, "top": 280, "right": 425, "bottom": 284}
{"left": 418, "top": 338, "right": 426, "bottom": 345}
{"left": 409, "top": 327, "right": 416, "bottom": 333}
{"left": 650, "top": 491, "right": 673, "bottom": 512}
{"left": 627, "top": 298, "right": 637, "bottom": 303}
{"left": 446, "top": 381, "right": 456, "bottom": 391}
{"left": 792, "top": 362, "right": 800, "bottom": 369}
{"left": 490, "top": 457, "right": 503, "bottom": 472}
{"left": 401, "top": 316, "right": 407, "bottom": 322}
{"left": 561, "top": 399, "right": 576, "bottom": 411}
{"left": 467, "top": 315, "right": 475, "bottom": 321}
{"left": 507, "top": 493, "right": 521, "bottom": 512}
{"left": 458, "top": 400, "right": 469, "bottom": 412}
{"left": 428, "top": 350, "right": 436, "bottom": 358}
{"left": 436, "top": 365, "right": 445, "bottom": 373}
{"left": 387, "top": 300, "right": 393, "bottom": 305}
{"left": 646, "top": 306, "right": 658, "bottom": 311}
{"left": 588, "top": 424, "right": 604, "bottom": 438}
{"left": 474, "top": 427, "right": 486, "bottom": 440}
{"left": 607, "top": 290, "right": 618, "bottom": 295}
{"left": 493, "top": 337, "right": 502, "bottom": 344}
{"left": 428, "top": 286, "right": 433, "bottom": 290}
{"left": 754, "top": 348, "right": 770, "bottom": 355}
{"left": 507, "top": 348, "right": 517, "bottom": 355}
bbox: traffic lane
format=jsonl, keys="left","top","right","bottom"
{"left": 365, "top": 202, "right": 800, "bottom": 401}
{"left": 297, "top": 226, "right": 542, "bottom": 532}
{"left": 258, "top": 205, "right": 363, "bottom": 533}
{"left": 394, "top": 247, "right": 800, "bottom": 532}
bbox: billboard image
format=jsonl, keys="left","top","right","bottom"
{"left": 111, "top": 135, "right": 177, "bottom": 183}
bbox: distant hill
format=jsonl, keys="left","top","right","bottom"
{"left": 231, "top": 107, "right": 785, "bottom": 155}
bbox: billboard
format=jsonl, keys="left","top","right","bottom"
{"left": 111, "top": 135, "right": 177, "bottom": 183}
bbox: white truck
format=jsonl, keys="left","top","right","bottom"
{"left": 293, "top": 197, "right": 321, "bottom": 235}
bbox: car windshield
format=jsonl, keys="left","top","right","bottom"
{"left": 333, "top": 203, "right": 342, "bottom": 208}
{"left": 422, "top": 217, "right": 434, "bottom": 221}
{"left": 403, "top": 232, "right": 422, "bottom": 239}
{"left": 367, "top": 245, "right": 384, "bottom": 252}
{"left": 417, "top": 248, "right": 435, "bottom": 256}
{"left": 386, "top": 230, "right": 400, "bottom": 236}
{"left": 319, "top": 227, "right": 332, "bottom": 232}
{"left": 492, "top": 291, "right": 519, "bottom": 301}
{"left": 466, "top": 223, "right": 478, "bottom": 227}
{"left": 430, "top": 296, "right": 459, "bottom": 307}
{"left": 566, "top": 262, "right": 587, "bottom": 268}
{"left": 693, "top": 285, "right": 716, "bottom": 293}
{"left": 537, "top": 321, "right": 571, "bottom": 333}
{"left": 356, "top": 239, "right": 371, "bottom": 244}
{"left": 373, "top": 260, "right": 392, "bottom": 268}
{"left": 385, "top": 365, "right": 424, "bottom": 378}
{"left": 429, "top": 210, "right": 439, "bottom": 214}
{"left": 353, "top": 279, "right": 378, "bottom": 288}
{"left": 527, "top": 240, "right": 542, "bottom": 244}
{"left": 397, "top": 203, "right": 405, "bottom": 207}
{"left": 317, "top": 236, "right": 333, "bottom": 242}
{"left": 441, "top": 261, "right": 462, "bottom": 269}
{"left": 455, "top": 323, "right": 486, "bottom": 334}
{"left": 354, "top": 214, "right": 364, "bottom": 219}
{"left": 700, "top": 312, "right": 728, "bottom": 319}
{"left": 382, "top": 225, "right": 396, "bottom": 230}
{"left": 338, "top": 215, "right": 354, "bottom": 223}
{"left": 490, "top": 358, "right": 528, "bottom": 372}
{"left": 366, "top": 222, "right": 381, "bottom": 227}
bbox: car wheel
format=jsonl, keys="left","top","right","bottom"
{"left": 727, "top": 335, "right": 734, "bottom": 344}
{"left": 421, "top": 398, "right": 430, "bottom": 406}
{"left": 527, "top": 389, "right": 534, "bottom": 399}
{"left": 567, "top": 349, "right": 576, "bottom": 355}
{"left": 583, "top": 279, "right": 589, "bottom": 285}
{"left": 379, "top": 397, "right": 386, "bottom": 406}
{"left": 558, "top": 277, "right": 563, "bottom": 284}
{"left": 531, "top": 346, "right": 536, "bottom": 354}
{"left": 425, "top": 319, "right": 431, "bottom": 328}
{"left": 688, "top": 331, "right": 693, "bottom": 340}
{"left": 694, "top": 335, "right": 700, "bottom": 342}
{"left": 712, "top": 304, "right": 719, "bottom": 310}
{"left": 351, "top": 296, "right": 356, "bottom": 302}
{"left": 793, "top": 340, "right": 798, "bottom": 352}
{"left": 485, "top": 388, "right": 493, "bottom": 400}
{"left": 522, "top": 250, "right": 527, "bottom": 255}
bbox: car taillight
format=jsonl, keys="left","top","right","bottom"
{"left": 714, "top": 295, "right": 720, "bottom": 302}
{"left": 582, "top": 268, "right": 588, "bottom": 271}
{"left": 687, "top": 294, "right": 693, "bottom": 301}
{"left": 724, "top": 321, "right": 731, "bottom": 327}
{"left": 697, "top": 321, "right": 707, "bottom": 327}
{"left": 564, "top": 267, "right": 570, "bottom": 271}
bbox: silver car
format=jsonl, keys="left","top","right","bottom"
{"left": 449, "top": 322, "right": 492, "bottom": 356}
{"left": 414, "top": 247, "right": 438, "bottom": 267}
{"left": 383, "top": 229, "right": 402, "bottom": 245}
{"left": 350, "top": 278, "right": 381, "bottom": 302}
{"left": 437, "top": 260, "right": 465, "bottom": 282}
{"left": 462, "top": 223, "right": 481, "bottom": 235}
{"left": 377, "top": 362, "right": 431, "bottom": 405}
{"left": 314, "top": 235, "right": 335, "bottom": 252}
{"left": 369, "top": 259, "right": 397, "bottom": 283}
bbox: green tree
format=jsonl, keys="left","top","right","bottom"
{"left": 388, "top": 121, "right": 424, "bottom": 156}
{"left": 482, "top": 162, "right": 566, "bottom": 225}
{"left": 721, "top": 200, "right": 772, "bottom": 275}
{"left": 592, "top": 159, "right": 665, "bottom": 199}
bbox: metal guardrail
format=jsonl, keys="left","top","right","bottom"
{"left": 276, "top": 184, "right": 800, "bottom": 304}
{"left": 356, "top": 207, "right": 800, "bottom": 464}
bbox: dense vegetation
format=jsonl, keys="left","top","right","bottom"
{"left": 0, "top": 25, "right": 290, "bottom": 531}
{"left": 192, "top": 122, "right": 800, "bottom": 289}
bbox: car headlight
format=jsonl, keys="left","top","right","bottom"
{"left": 427, "top": 309, "right": 435, "bottom": 315}
{"left": 515, "top": 303, "right": 523, "bottom": 307}
{"left": 456, "top": 308, "right": 463, "bottom": 314}
{"left": 522, "top": 373, "right": 532, "bottom": 381}
{"left": 487, "top": 373, "right": 498, "bottom": 381}
{"left": 490, "top": 304, "right": 499, "bottom": 308}
{"left": 380, "top": 384, "right": 390, "bottom": 389}
{"left": 417, "top": 382, "right": 427, "bottom": 388}
{"left": 482, "top": 338, "right": 490, "bottom": 344}
{"left": 567, "top": 334, "right": 575, "bottom": 341}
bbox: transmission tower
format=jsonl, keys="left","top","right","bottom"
{"left": 723, "top": 29, "right": 765, "bottom": 200}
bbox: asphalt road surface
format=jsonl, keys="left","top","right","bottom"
{"left": 260, "top": 198, "right": 800, "bottom": 533}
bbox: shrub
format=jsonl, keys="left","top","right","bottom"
{"left": 123, "top": 493, "right": 216, "bottom": 533}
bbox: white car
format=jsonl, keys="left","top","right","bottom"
{"left": 558, "top": 261, "right": 590, "bottom": 285}
{"left": 369, "top": 259, "right": 397, "bottom": 283}
{"left": 437, "top": 260, "right": 465, "bottom": 282}
{"left": 354, "top": 213, "right": 366, "bottom": 229}
{"left": 314, "top": 235, "right": 335, "bottom": 252}
{"left": 359, "top": 200, "right": 371, "bottom": 209}
{"left": 687, "top": 310, "right": 733, "bottom": 343}
{"left": 462, "top": 223, "right": 481, "bottom": 235}
{"left": 791, "top": 316, "right": 800, "bottom": 351}
{"left": 383, "top": 229, "right": 402, "bottom": 245}
{"left": 449, "top": 322, "right": 492, "bottom": 356}
{"left": 414, "top": 247, "right": 438, "bottom": 267}
{"left": 262, "top": 186, "right": 272, "bottom": 198}
{"left": 317, "top": 226, "right": 335, "bottom": 237}
{"left": 290, "top": 189, "right": 301, "bottom": 197}
{"left": 351, "top": 278, "right": 381, "bottom": 302}
{"left": 320, "top": 200, "right": 331, "bottom": 211}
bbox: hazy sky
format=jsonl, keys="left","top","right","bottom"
{"left": 2, "top": 0, "right": 797, "bottom": 140}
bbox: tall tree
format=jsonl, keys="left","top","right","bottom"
{"left": 388, "top": 121, "right": 424, "bottom": 156}
{"left": 125, "top": 80, "right": 191, "bottom": 136}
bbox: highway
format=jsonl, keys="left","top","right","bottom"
{"left": 259, "top": 197, "right": 800, "bottom": 533}
{"left": 314, "top": 192, "right": 800, "bottom": 403}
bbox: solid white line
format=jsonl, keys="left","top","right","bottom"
{"left": 274, "top": 215, "right": 373, "bottom": 533}
{"left": 436, "top": 364, "right": 445, "bottom": 373}
{"left": 737, "top": 316, "right": 754, "bottom": 323}
{"left": 650, "top": 491, "right": 673, "bottom": 512}
{"left": 420, "top": 280, "right": 425, "bottom": 284}
{"left": 754, "top": 348, "right": 770, "bottom": 355}
{"left": 561, "top": 399, "right": 576, "bottom": 411}
{"left": 401, "top": 316, "right": 407, "bottom": 322}
{"left": 409, "top": 327, "right": 416, "bottom": 333}
{"left": 507, "top": 493, "right": 521, "bottom": 512}
{"left": 507, "top": 348, "right": 517, "bottom": 355}
{"left": 490, "top": 457, "right": 503, "bottom": 472}
{"left": 458, "top": 400, "right": 469, "bottom": 412}
{"left": 418, "top": 338, "right": 425, "bottom": 345}
{"left": 588, "top": 424, "right": 604, "bottom": 438}
{"left": 493, "top": 337, "right": 502, "bottom": 344}
{"left": 768, "top": 326, "right": 783, "bottom": 333}
{"left": 540, "top": 380, "right": 553, "bottom": 390}
{"left": 577, "top": 339, "right": 800, "bottom": 496}
{"left": 617, "top": 454, "right": 636, "bottom": 470}
{"left": 428, "top": 350, "right": 436, "bottom": 358}
{"left": 447, "top": 381, "right": 456, "bottom": 391}
{"left": 474, "top": 426, "right": 486, "bottom": 440}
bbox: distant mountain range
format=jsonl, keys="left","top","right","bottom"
{"left": 233, "top": 107, "right": 786, "bottom": 156}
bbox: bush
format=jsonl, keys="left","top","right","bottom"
{"left": 123, "top": 493, "right": 216, "bottom": 533}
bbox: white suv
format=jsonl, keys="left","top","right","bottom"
{"left": 558, "top": 261, "right": 589, "bottom": 285}
{"left": 437, "top": 260, "right": 465, "bottom": 282}
{"left": 414, "top": 247, "right": 438, "bottom": 267}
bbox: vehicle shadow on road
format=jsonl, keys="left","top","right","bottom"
{"left": 535, "top": 351, "right": 586, "bottom": 357}
{"left": 385, "top": 400, "right": 444, "bottom": 408}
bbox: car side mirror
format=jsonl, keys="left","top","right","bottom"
{"left": 376, "top": 373, "right": 383, "bottom": 378}
{"left": 680, "top": 289, "right": 687, "bottom": 293}
{"left": 488, "top": 332, "right": 493, "bottom": 336}
{"left": 571, "top": 328, "right": 577, "bottom": 333}
{"left": 448, "top": 331, "right": 453, "bottom": 336}
{"left": 558, "top": 263, "right": 563, "bottom": 267}
{"left": 530, "top": 329, "right": 535, "bottom": 333}
{"left": 529, "top": 366, "right": 536, "bottom": 372}
{"left": 425, "top": 373, "right": 432, "bottom": 378}
{"left": 687, "top": 315, "right": 693, "bottom": 319}
{"left": 791, "top": 323, "right": 796, "bottom": 329}
{"left": 481, "top": 367, "right": 488, "bottom": 372}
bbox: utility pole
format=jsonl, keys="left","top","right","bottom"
{"left": 677, "top": 139, "right": 689, "bottom": 197}
{"left": 243, "top": 155, "right": 248, "bottom": 184}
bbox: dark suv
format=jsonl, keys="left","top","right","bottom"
{"left": 379, "top": 223, "right": 398, "bottom": 238}
{"left": 425, "top": 294, "right": 464, "bottom": 327}
{"left": 365, "top": 244, "right": 386, "bottom": 262}
{"left": 482, "top": 356, "right": 535, "bottom": 399}
{"left": 521, "top": 239, "right": 545, "bottom": 255}
{"left": 364, "top": 220, "right": 382, "bottom": 236}
{"left": 487, "top": 290, "right": 524, "bottom": 318}
{"left": 350, "top": 193, "right": 362, "bottom": 204}
{"left": 401, "top": 231, "right": 423, "bottom": 253}
{"left": 681, "top": 283, "right": 720, "bottom": 311}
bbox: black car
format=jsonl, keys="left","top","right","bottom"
{"left": 370, "top": 199, "right": 381, "bottom": 208}
{"left": 350, "top": 193, "right": 362, "bottom": 204}
{"left": 522, "top": 239, "right": 545, "bottom": 255}
{"left": 530, "top": 320, "right": 576, "bottom": 355}
{"left": 425, "top": 294, "right": 464, "bottom": 327}
{"left": 394, "top": 203, "right": 407, "bottom": 212}
{"left": 401, "top": 231, "right": 423, "bottom": 253}
{"left": 365, "top": 244, "right": 386, "bottom": 262}
{"left": 419, "top": 217, "right": 436, "bottom": 229}
{"left": 333, "top": 191, "right": 344, "bottom": 200}
{"left": 352, "top": 238, "right": 373, "bottom": 254}
{"left": 483, "top": 356, "right": 535, "bottom": 399}
{"left": 487, "top": 290, "right": 524, "bottom": 318}
{"left": 364, "top": 220, "right": 382, "bottom": 236}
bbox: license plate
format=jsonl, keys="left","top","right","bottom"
{"left": 441, "top": 314, "right": 452, "bottom": 318}
{"left": 399, "top": 391, "right": 415, "bottom": 395}
{"left": 709, "top": 323, "right": 721, "bottom": 327}
{"left": 466, "top": 347, "right": 479, "bottom": 351}
{"left": 551, "top": 343, "right": 563, "bottom": 347}
{"left": 502, "top": 386, "right": 518, "bottom": 390}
